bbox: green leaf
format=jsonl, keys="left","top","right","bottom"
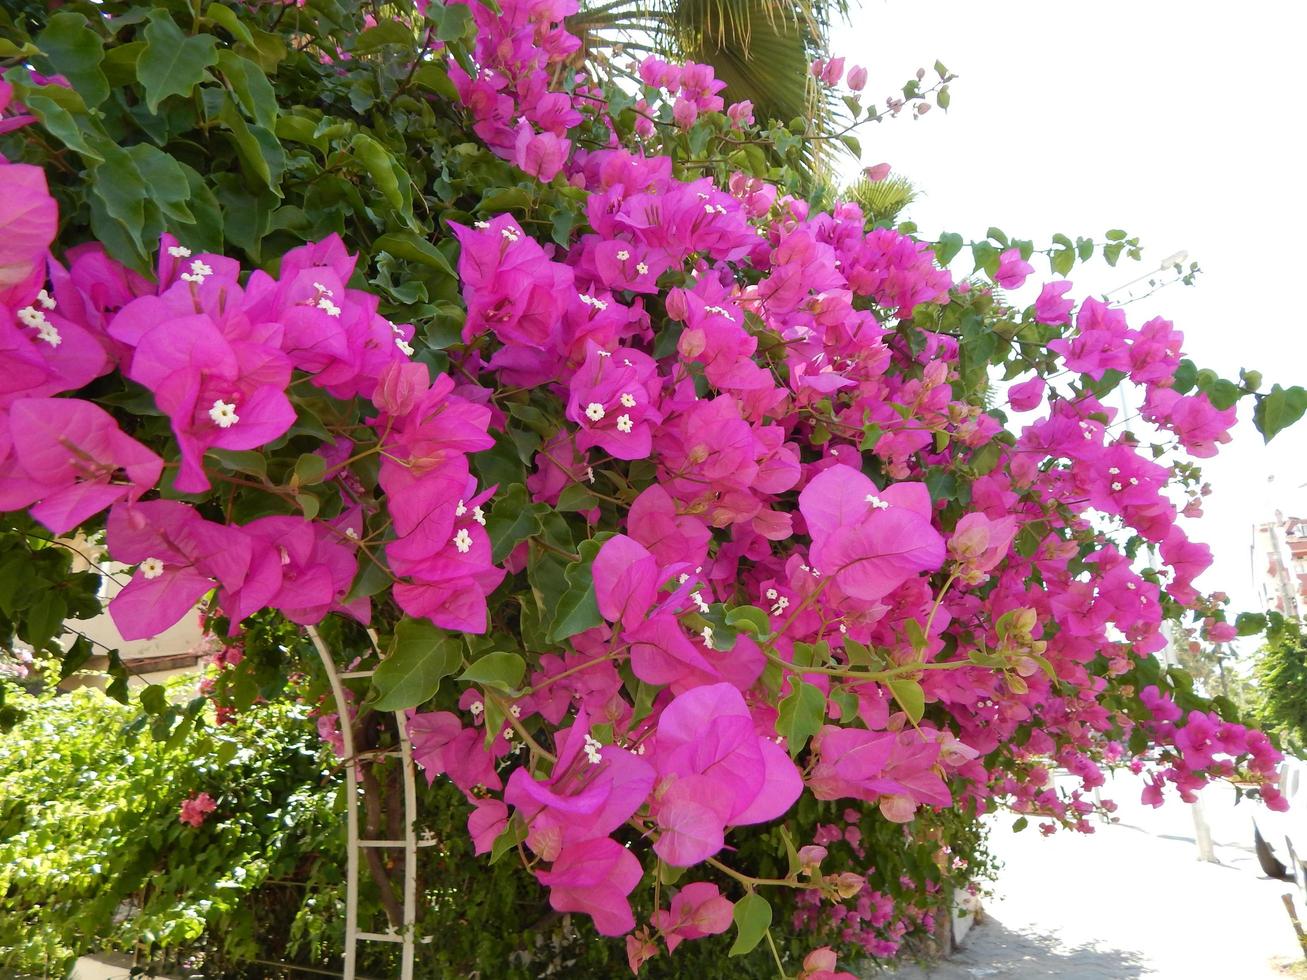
{"left": 351, "top": 134, "right": 404, "bottom": 210}
{"left": 125, "top": 145, "right": 194, "bottom": 225}
{"left": 1235, "top": 611, "right": 1267, "bottom": 637}
{"left": 459, "top": 651, "right": 526, "bottom": 692}
{"left": 23, "top": 92, "right": 104, "bottom": 162}
{"left": 207, "top": 449, "right": 267, "bottom": 480}
{"left": 776, "top": 681, "right": 825, "bottom": 758}
{"left": 489, "top": 813, "right": 528, "bottom": 864}
{"left": 725, "top": 605, "right": 771, "bottom": 637}
{"left": 25, "top": 592, "right": 66, "bottom": 651}
{"left": 204, "top": 3, "right": 255, "bottom": 46}
{"left": 219, "top": 92, "right": 284, "bottom": 193}
{"left": 556, "top": 483, "right": 601, "bottom": 512}
{"left": 1012, "top": 816, "right": 1029, "bottom": 832}
{"left": 936, "top": 85, "right": 950, "bottom": 110}
{"left": 37, "top": 12, "right": 109, "bottom": 108}
{"left": 138, "top": 11, "right": 218, "bottom": 113}
{"left": 432, "top": 1, "right": 474, "bottom": 41}
{"left": 292, "top": 453, "right": 327, "bottom": 488}
{"left": 1050, "top": 247, "right": 1075, "bottom": 277}
{"left": 549, "top": 540, "right": 605, "bottom": 642}
{"left": 352, "top": 20, "right": 419, "bottom": 53}
{"left": 373, "top": 232, "right": 456, "bottom": 279}
{"left": 1105, "top": 228, "right": 1127, "bottom": 242}
{"left": 729, "top": 893, "right": 773, "bottom": 956}
{"left": 91, "top": 143, "right": 150, "bottom": 253}
{"left": 217, "top": 51, "right": 277, "bottom": 132}
{"left": 1254, "top": 385, "right": 1307, "bottom": 444}
{"left": 935, "top": 232, "right": 963, "bottom": 266}
{"left": 886, "top": 677, "right": 925, "bottom": 724}
{"left": 368, "top": 619, "right": 461, "bottom": 710}
{"left": 486, "top": 484, "right": 545, "bottom": 563}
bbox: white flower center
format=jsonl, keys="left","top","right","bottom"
{"left": 395, "top": 337, "right": 414, "bottom": 356}
{"left": 620, "top": 392, "right": 637, "bottom": 408}
{"left": 615, "top": 249, "right": 630, "bottom": 261}
{"left": 35, "top": 289, "right": 56, "bottom": 310}
{"left": 583, "top": 734, "right": 604, "bottom": 765}
{"left": 317, "top": 297, "right": 342, "bottom": 317}
{"left": 180, "top": 259, "right": 213, "bottom": 284}
{"left": 469, "top": 700, "right": 484, "bottom": 716}
{"left": 167, "top": 245, "right": 192, "bottom": 258}
{"left": 455, "top": 500, "right": 467, "bottom": 517}
{"left": 140, "top": 557, "right": 165, "bottom": 579}
{"left": 208, "top": 399, "right": 239, "bottom": 428}
{"left": 865, "top": 494, "right": 889, "bottom": 510}
{"left": 636, "top": 262, "right": 649, "bottom": 275}
{"left": 585, "top": 402, "right": 606, "bottom": 422}
{"left": 615, "top": 414, "right": 633, "bottom": 433}
{"left": 453, "top": 528, "right": 473, "bottom": 553}
{"left": 472, "top": 506, "right": 486, "bottom": 526}
{"left": 701, "top": 625, "right": 715, "bottom": 648}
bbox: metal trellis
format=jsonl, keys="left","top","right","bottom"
{"left": 307, "top": 626, "right": 423, "bottom": 980}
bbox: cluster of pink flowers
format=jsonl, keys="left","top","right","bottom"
{"left": 179, "top": 792, "right": 217, "bottom": 828}
{"left": 0, "top": 0, "right": 1285, "bottom": 971}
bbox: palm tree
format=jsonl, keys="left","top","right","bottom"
{"left": 569, "top": 0, "right": 850, "bottom": 161}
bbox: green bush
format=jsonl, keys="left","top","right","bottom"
{"left": 0, "top": 675, "right": 991, "bottom": 977}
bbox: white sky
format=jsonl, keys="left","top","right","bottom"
{"left": 836, "top": 0, "right": 1307, "bottom": 616}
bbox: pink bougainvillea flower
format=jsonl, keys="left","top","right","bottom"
{"left": 0, "top": 161, "right": 58, "bottom": 304}
{"left": 117, "top": 311, "right": 294, "bottom": 493}
{"left": 1034, "top": 280, "right": 1075, "bottom": 325}
{"left": 106, "top": 501, "right": 253, "bottom": 640}
{"left": 0, "top": 397, "right": 161, "bottom": 535}
{"left": 649, "top": 683, "right": 803, "bottom": 864}
{"left": 179, "top": 792, "right": 217, "bottom": 828}
{"left": 223, "top": 515, "right": 364, "bottom": 625}
{"left": 513, "top": 121, "right": 570, "bottom": 181}
{"left": 408, "top": 709, "right": 504, "bottom": 794}
{"left": 650, "top": 882, "right": 733, "bottom": 952}
{"left": 536, "top": 836, "right": 645, "bottom": 936}
{"left": 994, "top": 248, "right": 1034, "bottom": 290}
{"left": 566, "top": 344, "right": 663, "bottom": 460}
{"left": 1007, "top": 376, "right": 1046, "bottom": 412}
{"left": 799, "top": 465, "right": 944, "bottom": 602}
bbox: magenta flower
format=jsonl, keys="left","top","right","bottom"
{"left": 0, "top": 162, "right": 57, "bottom": 305}
{"left": 566, "top": 344, "right": 663, "bottom": 460}
{"left": 0, "top": 398, "right": 161, "bottom": 535}
{"left": 107, "top": 501, "right": 255, "bottom": 640}
{"left": 1007, "top": 376, "right": 1046, "bottom": 412}
{"left": 223, "top": 516, "right": 365, "bottom": 625}
{"left": 650, "top": 882, "right": 734, "bottom": 952}
{"left": 847, "top": 65, "right": 868, "bottom": 91}
{"left": 1034, "top": 280, "right": 1074, "bottom": 325}
{"left": 799, "top": 465, "right": 944, "bottom": 603}
{"left": 536, "top": 836, "right": 644, "bottom": 936}
{"left": 994, "top": 248, "right": 1034, "bottom": 290}
{"left": 179, "top": 792, "right": 217, "bottom": 827}
{"left": 513, "top": 122, "right": 569, "bottom": 181}
{"left": 649, "top": 683, "right": 803, "bottom": 865}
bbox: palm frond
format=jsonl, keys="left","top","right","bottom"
{"left": 844, "top": 175, "right": 919, "bottom": 224}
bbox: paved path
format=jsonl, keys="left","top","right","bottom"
{"left": 878, "top": 771, "right": 1306, "bottom": 979}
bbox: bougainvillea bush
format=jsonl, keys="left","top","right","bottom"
{"left": 1, "top": 0, "right": 1302, "bottom": 975}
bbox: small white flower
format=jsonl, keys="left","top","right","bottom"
{"left": 636, "top": 262, "right": 649, "bottom": 275}
{"left": 765, "top": 588, "right": 779, "bottom": 600}
{"left": 583, "top": 734, "right": 604, "bottom": 765}
{"left": 585, "top": 402, "right": 606, "bottom": 422}
{"left": 615, "top": 414, "right": 633, "bottom": 433}
{"left": 1108, "top": 467, "right": 1121, "bottom": 475}
{"left": 585, "top": 466, "right": 595, "bottom": 483}
{"left": 35, "top": 289, "right": 56, "bottom": 310}
{"left": 469, "top": 700, "right": 484, "bottom": 717}
{"left": 317, "top": 297, "right": 342, "bottom": 317}
{"left": 620, "top": 392, "right": 637, "bottom": 408}
{"left": 17, "top": 306, "right": 46, "bottom": 329}
{"left": 312, "top": 282, "right": 333, "bottom": 296}
{"left": 139, "top": 557, "right": 165, "bottom": 579}
{"left": 1111, "top": 482, "right": 1123, "bottom": 492}
{"left": 839, "top": 623, "right": 849, "bottom": 634}
{"left": 770, "top": 596, "right": 790, "bottom": 616}
{"left": 453, "top": 528, "right": 473, "bottom": 553}
{"left": 678, "top": 572, "right": 690, "bottom": 584}
{"left": 1129, "top": 477, "right": 1139, "bottom": 486}
{"left": 622, "top": 358, "right": 633, "bottom": 366}
{"left": 597, "top": 349, "right": 611, "bottom": 358}
{"left": 509, "top": 704, "right": 522, "bottom": 718}
{"left": 208, "top": 399, "right": 239, "bottom": 428}
{"left": 1126, "top": 582, "right": 1137, "bottom": 591}
{"left": 345, "top": 527, "right": 360, "bottom": 540}
{"left": 865, "top": 493, "right": 889, "bottom": 510}
{"left": 701, "top": 625, "right": 715, "bottom": 648}
{"left": 615, "top": 249, "right": 630, "bottom": 261}
{"left": 395, "top": 337, "right": 414, "bottom": 356}
{"left": 472, "top": 505, "right": 486, "bottom": 526}
{"left": 456, "top": 500, "right": 468, "bottom": 517}
{"left": 703, "top": 203, "right": 715, "bottom": 214}
{"left": 474, "top": 220, "right": 490, "bottom": 229}
{"left": 167, "top": 245, "right": 192, "bottom": 258}
{"left": 501, "top": 227, "right": 520, "bottom": 242}
{"left": 180, "top": 259, "right": 213, "bottom": 284}
{"left": 697, "top": 192, "right": 710, "bottom": 200}
{"left": 691, "top": 590, "right": 710, "bottom": 613}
